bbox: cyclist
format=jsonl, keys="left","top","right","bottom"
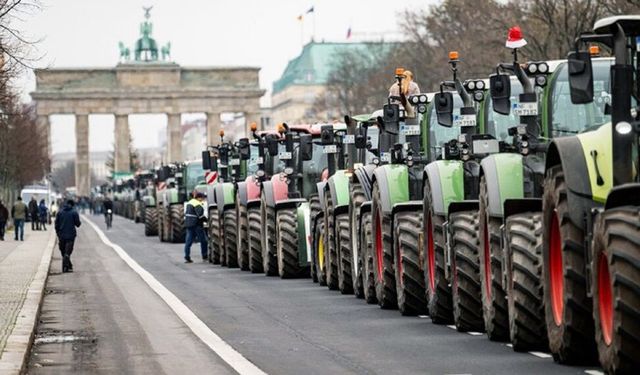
{"left": 103, "top": 196, "right": 114, "bottom": 229}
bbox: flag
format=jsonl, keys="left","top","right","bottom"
{"left": 297, "top": 14, "right": 303, "bottom": 21}
{"left": 306, "top": 6, "right": 314, "bottom": 14}
{"left": 346, "top": 27, "right": 352, "bottom": 39}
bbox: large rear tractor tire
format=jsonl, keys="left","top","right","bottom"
{"left": 145, "top": 206, "right": 158, "bottom": 236}
{"left": 542, "top": 166, "right": 596, "bottom": 364}
{"left": 170, "top": 204, "right": 185, "bottom": 243}
{"left": 261, "top": 193, "right": 278, "bottom": 276}
{"left": 248, "top": 206, "right": 263, "bottom": 273}
{"left": 237, "top": 201, "right": 250, "bottom": 271}
{"left": 336, "top": 212, "right": 354, "bottom": 294}
{"left": 349, "top": 181, "right": 366, "bottom": 298}
{"left": 277, "top": 207, "right": 308, "bottom": 278}
{"left": 450, "top": 210, "right": 484, "bottom": 332}
{"left": 313, "top": 217, "right": 327, "bottom": 286}
{"left": 505, "top": 212, "right": 547, "bottom": 352}
{"left": 423, "top": 181, "right": 452, "bottom": 323}
{"left": 309, "top": 195, "right": 321, "bottom": 283}
{"left": 209, "top": 207, "right": 221, "bottom": 264}
{"left": 393, "top": 210, "right": 427, "bottom": 316}
{"left": 223, "top": 208, "right": 238, "bottom": 268}
{"left": 361, "top": 210, "right": 377, "bottom": 304}
{"left": 324, "top": 190, "right": 339, "bottom": 290}
{"left": 372, "top": 183, "right": 397, "bottom": 309}
{"left": 479, "top": 176, "right": 509, "bottom": 340}
{"left": 591, "top": 206, "right": 640, "bottom": 374}
{"left": 158, "top": 206, "right": 165, "bottom": 242}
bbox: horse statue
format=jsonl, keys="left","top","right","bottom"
{"left": 118, "top": 41, "right": 130, "bottom": 62}
{"left": 161, "top": 42, "right": 171, "bottom": 61}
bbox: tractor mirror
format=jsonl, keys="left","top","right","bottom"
{"left": 300, "top": 134, "right": 313, "bottom": 161}
{"left": 382, "top": 103, "right": 400, "bottom": 124}
{"left": 567, "top": 51, "right": 594, "bottom": 104}
{"left": 266, "top": 134, "right": 279, "bottom": 156}
{"left": 434, "top": 92, "right": 454, "bottom": 127}
{"left": 355, "top": 134, "right": 367, "bottom": 149}
{"left": 321, "top": 125, "right": 334, "bottom": 145}
{"left": 202, "top": 151, "right": 211, "bottom": 170}
{"left": 238, "top": 138, "right": 251, "bottom": 160}
{"left": 489, "top": 73, "right": 511, "bottom": 115}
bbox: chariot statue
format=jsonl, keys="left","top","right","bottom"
{"left": 118, "top": 6, "right": 172, "bottom": 63}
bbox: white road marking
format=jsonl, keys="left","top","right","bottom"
{"left": 418, "top": 315, "right": 429, "bottom": 319}
{"left": 84, "top": 216, "right": 267, "bottom": 375}
{"left": 584, "top": 370, "right": 604, "bottom": 375}
{"left": 528, "top": 351, "right": 552, "bottom": 358}
{"left": 467, "top": 332, "right": 483, "bottom": 336}
{"left": 447, "top": 325, "right": 457, "bottom": 330}
{"left": 505, "top": 343, "right": 513, "bottom": 348}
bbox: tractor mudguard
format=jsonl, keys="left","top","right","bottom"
{"left": 605, "top": 183, "right": 640, "bottom": 210}
{"left": 206, "top": 184, "right": 217, "bottom": 209}
{"left": 274, "top": 198, "right": 307, "bottom": 211}
{"left": 270, "top": 174, "right": 288, "bottom": 205}
{"left": 247, "top": 198, "right": 261, "bottom": 210}
{"left": 545, "top": 123, "right": 612, "bottom": 228}
{"left": 316, "top": 181, "right": 328, "bottom": 210}
{"left": 246, "top": 176, "right": 261, "bottom": 201}
{"left": 391, "top": 200, "right": 422, "bottom": 217}
{"left": 328, "top": 170, "right": 351, "bottom": 210}
{"left": 423, "top": 160, "right": 465, "bottom": 216}
{"left": 237, "top": 182, "right": 248, "bottom": 206}
{"left": 503, "top": 198, "right": 542, "bottom": 219}
{"left": 448, "top": 200, "right": 479, "bottom": 217}
{"left": 372, "top": 164, "right": 409, "bottom": 215}
{"left": 142, "top": 195, "right": 155, "bottom": 207}
{"left": 297, "top": 202, "right": 312, "bottom": 265}
{"left": 215, "top": 182, "right": 236, "bottom": 213}
{"left": 358, "top": 201, "right": 372, "bottom": 248}
{"left": 354, "top": 164, "right": 376, "bottom": 200}
{"left": 262, "top": 181, "right": 275, "bottom": 208}
{"left": 480, "top": 154, "right": 524, "bottom": 218}
{"left": 165, "top": 188, "right": 180, "bottom": 205}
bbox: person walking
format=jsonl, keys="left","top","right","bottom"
{"left": 11, "top": 197, "right": 27, "bottom": 241}
{"left": 0, "top": 200, "right": 9, "bottom": 241}
{"left": 55, "top": 199, "right": 81, "bottom": 273}
{"left": 183, "top": 192, "right": 208, "bottom": 263}
{"left": 39, "top": 199, "right": 49, "bottom": 231}
{"left": 28, "top": 197, "right": 39, "bottom": 230}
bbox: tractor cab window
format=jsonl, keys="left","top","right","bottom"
{"left": 427, "top": 93, "right": 464, "bottom": 160}
{"left": 248, "top": 142, "right": 260, "bottom": 176}
{"left": 185, "top": 163, "right": 205, "bottom": 193}
{"left": 300, "top": 141, "right": 328, "bottom": 197}
{"left": 486, "top": 80, "right": 525, "bottom": 142}
{"left": 549, "top": 59, "right": 612, "bottom": 136}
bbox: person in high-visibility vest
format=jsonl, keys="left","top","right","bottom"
{"left": 184, "top": 192, "right": 208, "bottom": 263}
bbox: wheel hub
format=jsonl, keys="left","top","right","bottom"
{"left": 549, "top": 212, "right": 564, "bottom": 326}
{"left": 598, "top": 252, "right": 614, "bottom": 345}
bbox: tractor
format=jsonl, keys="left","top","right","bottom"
{"left": 132, "top": 170, "right": 155, "bottom": 225}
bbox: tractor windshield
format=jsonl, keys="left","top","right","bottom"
{"left": 185, "top": 163, "right": 205, "bottom": 192}
{"left": 300, "top": 142, "right": 328, "bottom": 197}
{"left": 427, "top": 93, "right": 464, "bottom": 160}
{"left": 549, "top": 59, "right": 612, "bottom": 136}
{"left": 486, "top": 80, "right": 524, "bottom": 141}
{"left": 248, "top": 143, "right": 260, "bottom": 176}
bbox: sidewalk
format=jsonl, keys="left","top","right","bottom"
{"left": 0, "top": 228, "right": 55, "bottom": 374}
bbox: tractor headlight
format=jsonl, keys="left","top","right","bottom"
{"left": 284, "top": 167, "right": 294, "bottom": 175}
{"left": 538, "top": 62, "right": 549, "bottom": 73}
{"left": 615, "top": 121, "right": 633, "bottom": 135}
{"left": 467, "top": 81, "right": 476, "bottom": 90}
{"left": 410, "top": 95, "right": 419, "bottom": 105}
{"left": 527, "top": 63, "right": 538, "bottom": 74}
{"left": 475, "top": 80, "right": 485, "bottom": 90}
{"left": 419, "top": 94, "right": 428, "bottom": 103}
{"left": 417, "top": 104, "right": 428, "bottom": 113}
{"left": 535, "top": 75, "right": 547, "bottom": 87}
{"left": 473, "top": 91, "right": 484, "bottom": 102}
{"left": 256, "top": 170, "right": 265, "bottom": 178}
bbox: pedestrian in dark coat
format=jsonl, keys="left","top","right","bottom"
{"left": 11, "top": 197, "right": 27, "bottom": 241}
{"left": 183, "top": 192, "right": 208, "bottom": 263}
{"left": 39, "top": 199, "right": 48, "bottom": 231}
{"left": 28, "top": 197, "right": 39, "bottom": 230}
{"left": 0, "top": 200, "right": 9, "bottom": 241}
{"left": 55, "top": 200, "right": 81, "bottom": 273}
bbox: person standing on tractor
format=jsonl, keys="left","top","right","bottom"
{"left": 28, "top": 196, "right": 39, "bottom": 230}
{"left": 388, "top": 69, "right": 420, "bottom": 120}
{"left": 11, "top": 197, "right": 27, "bottom": 241}
{"left": 38, "top": 199, "right": 48, "bottom": 231}
{"left": 0, "top": 200, "right": 8, "bottom": 241}
{"left": 55, "top": 199, "right": 81, "bottom": 273}
{"left": 183, "top": 192, "right": 208, "bottom": 263}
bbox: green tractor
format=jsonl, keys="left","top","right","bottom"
{"left": 132, "top": 170, "right": 155, "bottom": 225}
{"left": 141, "top": 169, "right": 160, "bottom": 236}
{"left": 541, "top": 16, "right": 640, "bottom": 372}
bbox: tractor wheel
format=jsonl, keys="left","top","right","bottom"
{"left": 336, "top": 212, "right": 354, "bottom": 294}
{"left": 170, "top": 205, "right": 185, "bottom": 243}
{"left": 158, "top": 207, "right": 165, "bottom": 242}
{"left": 591, "top": 206, "right": 640, "bottom": 374}
{"left": 423, "top": 181, "right": 452, "bottom": 323}
{"left": 349, "top": 180, "right": 366, "bottom": 298}
{"left": 144, "top": 206, "right": 158, "bottom": 236}
{"left": 277, "top": 207, "right": 308, "bottom": 278}
{"left": 313, "top": 217, "right": 327, "bottom": 286}
{"left": 479, "top": 176, "right": 509, "bottom": 340}
{"left": 542, "top": 166, "right": 596, "bottom": 364}
{"left": 309, "top": 194, "right": 321, "bottom": 283}
{"left": 247, "top": 206, "right": 263, "bottom": 273}
{"left": 505, "top": 212, "right": 547, "bottom": 352}
{"left": 393, "top": 210, "right": 427, "bottom": 316}
{"left": 223, "top": 208, "right": 238, "bottom": 268}
{"left": 324, "top": 190, "right": 339, "bottom": 290}
{"left": 164, "top": 207, "right": 173, "bottom": 243}
{"left": 361, "top": 210, "right": 377, "bottom": 304}
{"left": 209, "top": 208, "right": 221, "bottom": 264}
{"left": 372, "top": 182, "right": 397, "bottom": 309}
{"left": 236, "top": 201, "right": 249, "bottom": 271}
{"left": 261, "top": 192, "right": 278, "bottom": 276}
{"left": 450, "top": 211, "right": 484, "bottom": 332}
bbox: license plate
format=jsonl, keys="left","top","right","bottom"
{"left": 380, "top": 152, "right": 391, "bottom": 163}
{"left": 230, "top": 159, "right": 240, "bottom": 166}
{"left": 279, "top": 151, "right": 292, "bottom": 160}
{"left": 323, "top": 145, "right": 338, "bottom": 154}
{"left": 175, "top": 172, "right": 183, "bottom": 177}
{"left": 343, "top": 135, "right": 355, "bottom": 144}
{"left": 400, "top": 125, "right": 420, "bottom": 135}
{"left": 513, "top": 101, "right": 538, "bottom": 116}
{"left": 453, "top": 114, "right": 476, "bottom": 127}
{"left": 255, "top": 156, "right": 264, "bottom": 164}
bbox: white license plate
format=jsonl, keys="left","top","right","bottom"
{"left": 400, "top": 125, "right": 420, "bottom": 135}
{"left": 513, "top": 102, "right": 538, "bottom": 116}
{"left": 453, "top": 114, "right": 477, "bottom": 127}
{"left": 279, "top": 151, "right": 292, "bottom": 160}
{"left": 343, "top": 135, "right": 355, "bottom": 144}
{"left": 175, "top": 172, "right": 183, "bottom": 177}
{"left": 380, "top": 153, "right": 391, "bottom": 163}
{"left": 230, "top": 159, "right": 240, "bottom": 166}
{"left": 323, "top": 145, "right": 338, "bottom": 154}
{"left": 255, "top": 156, "right": 264, "bottom": 164}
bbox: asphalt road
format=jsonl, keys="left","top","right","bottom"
{"left": 29, "top": 214, "right": 599, "bottom": 375}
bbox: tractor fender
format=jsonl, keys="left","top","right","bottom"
{"left": 215, "top": 182, "right": 236, "bottom": 213}
{"left": 605, "top": 183, "right": 640, "bottom": 210}
{"left": 270, "top": 174, "right": 288, "bottom": 203}
{"left": 165, "top": 188, "right": 179, "bottom": 205}
{"left": 353, "top": 164, "right": 376, "bottom": 200}
{"left": 448, "top": 200, "right": 479, "bottom": 218}
{"left": 423, "top": 160, "right": 465, "bottom": 216}
{"left": 206, "top": 184, "right": 217, "bottom": 209}
{"left": 328, "top": 170, "right": 351, "bottom": 210}
{"left": 297, "top": 202, "right": 312, "bottom": 265}
{"left": 480, "top": 154, "right": 524, "bottom": 218}
{"left": 245, "top": 176, "right": 261, "bottom": 201}
{"left": 262, "top": 181, "right": 275, "bottom": 208}
{"left": 372, "top": 164, "right": 409, "bottom": 215}
{"left": 142, "top": 195, "right": 155, "bottom": 207}
{"left": 316, "top": 181, "right": 328, "bottom": 210}
{"left": 247, "top": 198, "right": 261, "bottom": 210}
{"left": 237, "top": 181, "right": 248, "bottom": 206}
{"left": 503, "top": 198, "right": 542, "bottom": 219}
{"left": 357, "top": 201, "right": 372, "bottom": 250}
{"left": 274, "top": 198, "right": 307, "bottom": 211}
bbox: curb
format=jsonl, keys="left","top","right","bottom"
{"left": 0, "top": 231, "right": 55, "bottom": 375}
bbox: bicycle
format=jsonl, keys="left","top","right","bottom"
{"left": 105, "top": 209, "right": 113, "bottom": 229}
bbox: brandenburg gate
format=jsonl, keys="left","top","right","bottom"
{"left": 30, "top": 8, "right": 264, "bottom": 196}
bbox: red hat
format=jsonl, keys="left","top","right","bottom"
{"left": 506, "top": 26, "right": 527, "bottom": 49}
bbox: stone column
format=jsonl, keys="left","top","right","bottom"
{"left": 206, "top": 112, "right": 221, "bottom": 145}
{"left": 36, "top": 115, "right": 51, "bottom": 161}
{"left": 244, "top": 112, "right": 262, "bottom": 136}
{"left": 114, "top": 114, "right": 131, "bottom": 173}
{"left": 75, "top": 114, "right": 90, "bottom": 197}
{"left": 166, "top": 113, "right": 182, "bottom": 162}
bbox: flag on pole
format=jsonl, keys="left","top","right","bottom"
{"left": 297, "top": 14, "right": 303, "bottom": 21}
{"left": 306, "top": 6, "right": 314, "bottom": 14}
{"left": 346, "top": 27, "right": 352, "bottom": 39}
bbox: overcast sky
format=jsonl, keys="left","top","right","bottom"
{"left": 15, "top": 0, "right": 433, "bottom": 154}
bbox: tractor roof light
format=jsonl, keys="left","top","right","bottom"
{"left": 410, "top": 95, "right": 420, "bottom": 105}
{"left": 219, "top": 129, "right": 225, "bottom": 137}
{"left": 449, "top": 51, "right": 459, "bottom": 62}
{"left": 476, "top": 80, "right": 485, "bottom": 90}
{"left": 466, "top": 80, "right": 476, "bottom": 90}
{"left": 589, "top": 45, "right": 601, "bottom": 56}
{"left": 395, "top": 67, "right": 405, "bottom": 77}
{"left": 277, "top": 123, "right": 286, "bottom": 133}
{"left": 419, "top": 94, "right": 428, "bottom": 103}
{"left": 250, "top": 122, "right": 258, "bottom": 132}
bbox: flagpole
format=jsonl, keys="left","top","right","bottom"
{"left": 312, "top": 11, "right": 316, "bottom": 42}
{"left": 300, "top": 18, "right": 304, "bottom": 46}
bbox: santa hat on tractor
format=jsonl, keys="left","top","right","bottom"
{"left": 506, "top": 26, "right": 527, "bottom": 49}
